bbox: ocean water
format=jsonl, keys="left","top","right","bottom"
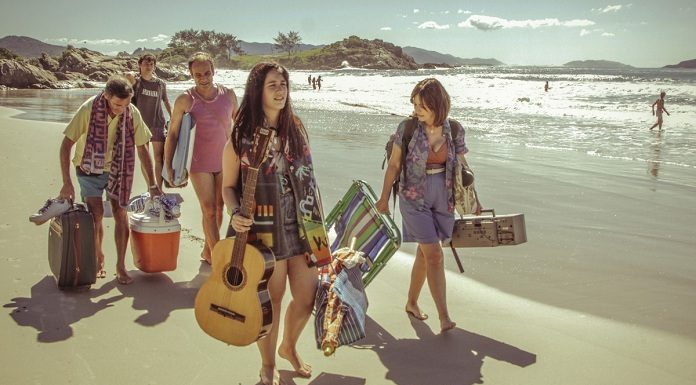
{"left": 2, "top": 66, "right": 695, "bottom": 174}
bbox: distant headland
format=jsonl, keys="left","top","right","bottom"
{"left": 563, "top": 60, "right": 633, "bottom": 69}
{"left": 0, "top": 34, "right": 505, "bottom": 89}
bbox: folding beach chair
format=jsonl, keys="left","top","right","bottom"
{"left": 324, "top": 180, "right": 401, "bottom": 287}
{"left": 314, "top": 180, "right": 401, "bottom": 355}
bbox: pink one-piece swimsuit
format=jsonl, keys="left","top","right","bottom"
{"left": 188, "top": 85, "right": 232, "bottom": 173}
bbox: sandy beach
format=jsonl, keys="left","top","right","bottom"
{"left": 2, "top": 104, "right": 696, "bottom": 385}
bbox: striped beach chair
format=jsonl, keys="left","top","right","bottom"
{"left": 324, "top": 180, "right": 401, "bottom": 287}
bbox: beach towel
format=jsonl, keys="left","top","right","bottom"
{"left": 314, "top": 248, "right": 368, "bottom": 356}
{"left": 80, "top": 92, "right": 136, "bottom": 207}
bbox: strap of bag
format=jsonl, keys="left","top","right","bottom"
{"left": 449, "top": 243, "right": 465, "bottom": 273}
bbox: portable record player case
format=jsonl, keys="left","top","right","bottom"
{"left": 449, "top": 210, "right": 526, "bottom": 248}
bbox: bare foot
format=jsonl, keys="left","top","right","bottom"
{"left": 97, "top": 254, "right": 106, "bottom": 279}
{"left": 200, "top": 249, "right": 211, "bottom": 265}
{"left": 405, "top": 304, "right": 428, "bottom": 321}
{"left": 278, "top": 344, "right": 311, "bottom": 378}
{"left": 440, "top": 318, "right": 456, "bottom": 333}
{"left": 259, "top": 365, "right": 280, "bottom": 385}
{"left": 405, "top": 302, "right": 428, "bottom": 321}
{"left": 115, "top": 269, "right": 133, "bottom": 285}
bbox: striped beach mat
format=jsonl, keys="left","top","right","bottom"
{"left": 324, "top": 180, "right": 401, "bottom": 287}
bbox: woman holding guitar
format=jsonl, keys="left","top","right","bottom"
{"left": 221, "top": 62, "right": 330, "bottom": 385}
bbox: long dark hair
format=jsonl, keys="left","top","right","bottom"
{"left": 232, "top": 62, "right": 306, "bottom": 159}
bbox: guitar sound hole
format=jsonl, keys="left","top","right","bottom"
{"left": 225, "top": 266, "right": 244, "bottom": 288}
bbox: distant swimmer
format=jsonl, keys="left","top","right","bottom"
{"left": 544, "top": 81, "right": 550, "bottom": 92}
{"left": 650, "top": 91, "right": 670, "bottom": 131}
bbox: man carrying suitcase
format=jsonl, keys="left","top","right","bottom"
{"left": 58, "top": 75, "right": 161, "bottom": 285}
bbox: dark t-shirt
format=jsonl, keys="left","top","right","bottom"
{"left": 133, "top": 77, "right": 167, "bottom": 131}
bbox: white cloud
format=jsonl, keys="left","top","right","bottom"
{"left": 151, "top": 34, "right": 169, "bottom": 42}
{"left": 458, "top": 9, "right": 472, "bottom": 14}
{"left": 44, "top": 37, "right": 131, "bottom": 46}
{"left": 413, "top": 9, "right": 420, "bottom": 13}
{"left": 380, "top": 27, "right": 392, "bottom": 31}
{"left": 83, "top": 39, "right": 130, "bottom": 45}
{"left": 602, "top": 32, "right": 615, "bottom": 36}
{"left": 458, "top": 15, "right": 595, "bottom": 30}
{"left": 418, "top": 21, "right": 450, "bottom": 30}
{"left": 580, "top": 29, "right": 592, "bottom": 36}
{"left": 597, "top": 5, "right": 622, "bottom": 13}
{"left": 136, "top": 38, "right": 148, "bottom": 43}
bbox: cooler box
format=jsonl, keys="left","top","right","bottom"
{"left": 129, "top": 208, "right": 181, "bottom": 273}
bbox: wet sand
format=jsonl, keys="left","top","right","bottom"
{"left": 1, "top": 105, "right": 695, "bottom": 385}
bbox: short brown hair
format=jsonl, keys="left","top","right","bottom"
{"left": 188, "top": 52, "right": 214, "bottom": 72}
{"left": 410, "top": 78, "right": 450, "bottom": 126}
{"left": 138, "top": 53, "right": 156, "bottom": 65}
{"left": 104, "top": 75, "right": 133, "bottom": 99}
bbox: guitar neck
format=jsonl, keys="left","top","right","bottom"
{"left": 231, "top": 167, "right": 260, "bottom": 265}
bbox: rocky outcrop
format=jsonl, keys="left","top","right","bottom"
{"left": 38, "top": 52, "right": 59, "bottom": 71}
{"left": 0, "top": 59, "right": 60, "bottom": 89}
{"left": 0, "top": 47, "right": 188, "bottom": 89}
{"left": 294, "top": 36, "right": 419, "bottom": 70}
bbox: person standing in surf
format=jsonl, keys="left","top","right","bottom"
{"left": 164, "top": 52, "right": 238, "bottom": 264}
{"left": 650, "top": 91, "right": 670, "bottom": 131}
{"left": 222, "top": 62, "right": 330, "bottom": 385}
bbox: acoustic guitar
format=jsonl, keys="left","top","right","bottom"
{"left": 194, "top": 127, "right": 276, "bottom": 346}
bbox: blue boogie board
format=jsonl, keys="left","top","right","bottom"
{"left": 162, "top": 112, "right": 195, "bottom": 187}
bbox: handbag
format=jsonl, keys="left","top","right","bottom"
{"left": 454, "top": 157, "right": 479, "bottom": 216}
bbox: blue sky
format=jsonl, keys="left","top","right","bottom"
{"left": 1, "top": 0, "right": 694, "bottom": 67}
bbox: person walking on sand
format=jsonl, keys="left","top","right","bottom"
{"left": 165, "top": 52, "right": 238, "bottom": 264}
{"left": 58, "top": 75, "right": 161, "bottom": 285}
{"left": 376, "top": 78, "right": 480, "bottom": 333}
{"left": 222, "top": 62, "right": 330, "bottom": 385}
{"left": 650, "top": 91, "right": 670, "bottom": 131}
{"left": 125, "top": 53, "right": 172, "bottom": 189}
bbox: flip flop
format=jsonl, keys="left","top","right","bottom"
{"left": 97, "top": 269, "right": 107, "bottom": 279}
{"left": 406, "top": 309, "right": 428, "bottom": 321}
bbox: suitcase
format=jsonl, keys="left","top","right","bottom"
{"left": 324, "top": 180, "right": 401, "bottom": 287}
{"left": 48, "top": 203, "right": 97, "bottom": 290}
{"left": 129, "top": 200, "right": 181, "bottom": 273}
{"left": 446, "top": 209, "right": 527, "bottom": 272}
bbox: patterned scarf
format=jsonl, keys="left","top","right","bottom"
{"left": 80, "top": 92, "right": 136, "bottom": 207}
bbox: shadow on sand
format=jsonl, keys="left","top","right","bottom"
{"left": 356, "top": 316, "right": 535, "bottom": 385}
{"left": 3, "top": 265, "right": 209, "bottom": 342}
{"left": 276, "top": 315, "right": 535, "bottom": 385}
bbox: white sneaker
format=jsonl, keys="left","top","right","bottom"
{"left": 29, "top": 198, "right": 72, "bottom": 225}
